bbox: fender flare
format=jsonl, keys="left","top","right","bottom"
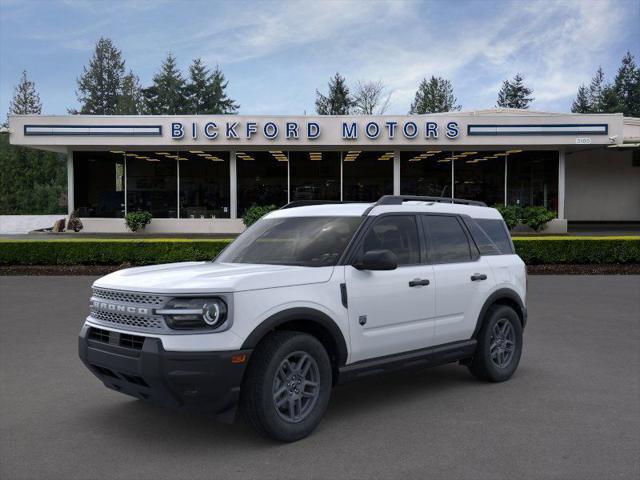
{"left": 241, "top": 307, "right": 349, "bottom": 366}
{"left": 472, "top": 288, "right": 527, "bottom": 338}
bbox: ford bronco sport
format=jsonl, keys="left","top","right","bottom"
{"left": 79, "top": 195, "right": 527, "bottom": 442}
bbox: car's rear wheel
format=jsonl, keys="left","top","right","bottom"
{"left": 241, "top": 331, "right": 332, "bottom": 442}
{"left": 468, "top": 305, "right": 523, "bottom": 382}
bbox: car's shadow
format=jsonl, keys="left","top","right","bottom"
{"left": 78, "top": 363, "right": 497, "bottom": 448}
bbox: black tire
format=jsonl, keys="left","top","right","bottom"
{"left": 468, "top": 305, "right": 523, "bottom": 382}
{"left": 240, "top": 331, "right": 332, "bottom": 442}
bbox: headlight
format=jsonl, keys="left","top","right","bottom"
{"left": 157, "top": 297, "right": 229, "bottom": 331}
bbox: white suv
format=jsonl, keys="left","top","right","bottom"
{"left": 79, "top": 195, "right": 527, "bottom": 442}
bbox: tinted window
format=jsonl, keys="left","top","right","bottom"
{"left": 360, "top": 216, "right": 420, "bottom": 265}
{"left": 217, "top": 216, "right": 362, "bottom": 267}
{"left": 464, "top": 218, "right": 501, "bottom": 256}
{"left": 423, "top": 216, "right": 472, "bottom": 263}
{"left": 476, "top": 219, "right": 513, "bottom": 254}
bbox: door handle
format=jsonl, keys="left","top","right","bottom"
{"left": 471, "top": 273, "right": 487, "bottom": 281}
{"left": 409, "top": 278, "right": 430, "bottom": 287}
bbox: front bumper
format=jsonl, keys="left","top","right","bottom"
{"left": 78, "top": 325, "right": 252, "bottom": 421}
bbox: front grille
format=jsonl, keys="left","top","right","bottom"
{"left": 92, "top": 288, "right": 165, "bottom": 306}
{"left": 90, "top": 308, "right": 165, "bottom": 330}
{"left": 88, "top": 327, "right": 110, "bottom": 343}
{"left": 120, "top": 333, "right": 145, "bottom": 350}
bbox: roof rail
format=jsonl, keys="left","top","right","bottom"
{"left": 280, "top": 200, "right": 357, "bottom": 210}
{"left": 362, "top": 195, "right": 486, "bottom": 215}
{"left": 376, "top": 195, "right": 486, "bottom": 207}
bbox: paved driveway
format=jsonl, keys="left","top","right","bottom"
{"left": 1, "top": 275, "right": 638, "bottom": 480}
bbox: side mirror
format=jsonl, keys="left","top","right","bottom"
{"left": 353, "top": 249, "right": 398, "bottom": 271}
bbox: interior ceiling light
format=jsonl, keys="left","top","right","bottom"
{"left": 155, "top": 152, "right": 170, "bottom": 155}
{"left": 495, "top": 153, "right": 507, "bottom": 156}
{"left": 427, "top": 150, "right": 442, "bottom": 154}
{"left": 135, "top": 156, "right": 149, "bottom": 159}
{"left": 110, "top": 150, "right": 125, "bottom": 154}
{"left": 125, "top": 153, "right": 137, "bottom": 157}
{"left": 146, "top": 158, "right": 160, "bottom": 162}
{"left": 437, "top": 159, "right": 451, "bottom": 163}
{"left": 189, "top": 150, "right": 204, "bottom": 154}
{"left": 507, "top": 150, "right": 523, "bottom": 154}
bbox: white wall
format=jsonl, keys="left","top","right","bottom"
{"left": 0, "top": 215, "right": 66, "bottom": 234}
{"left": 565, "top": 149, "right": 640, "bottom": 221}
{"left": 81, "top": 218, "right": 244, "bottom": 234}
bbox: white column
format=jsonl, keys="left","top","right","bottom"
{"left": 66, "top": 149, "right": 74, "bottom": 215}
{"left": 393, "top": 150, "right": 400, "bottom": 195}
{"left": 558, "top": 149, "right": 566, "bottom": 219}
{"left": 230, "top": 150, "right": 237, "bottom": 219}
{"left": 451, "top": 153, "right": 455, "bottom": 198}
{"left": 340, "top": 151, "right": 344, "bottom": 201}
{"left": 176, "top": 158, "right": 180, "bottom": 219}
{"left": 504, "top": 154, "right": 508, "bottom": 205}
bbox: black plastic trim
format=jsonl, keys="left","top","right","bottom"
{"left": 78, "top": 325, "right": 251, "bottom": 421}
{"left": 241, "top": 307, "right": 348, "bottom": 367}
{"left": 337, "top": 339, "right": 477, "bottom": 384}
{"left": 472, "top": 288, "right": 527, "bottom": 338}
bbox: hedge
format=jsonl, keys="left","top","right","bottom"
{"left": 0, "top": 239, "right": 231, "bottom": 266}
{"left": 0, "top": 237, "right": 638, "bottom": 266}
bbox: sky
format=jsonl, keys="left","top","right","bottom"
{"left": 0, "top": 0, "right": 638, "bottom": 117}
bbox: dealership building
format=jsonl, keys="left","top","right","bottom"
{"left": 8, "top": 109, "right": 640, "bottom": 234}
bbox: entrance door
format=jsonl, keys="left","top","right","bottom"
{"left": 345, "top": 215, "right": 436, "bottom": 363}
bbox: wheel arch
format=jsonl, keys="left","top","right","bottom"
{"left": 241, "top": 307, "right": 349, "bottom": 381}
{"left": 472, "top": 288, "right": 527, "bottom": 339}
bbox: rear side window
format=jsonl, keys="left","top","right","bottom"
{"left": 476, "top": 219, "right": 513, "bottom": 254}
{"left": 464, "top": 218, "right": 501, "bottom": 256}
{"left": 423, "top": 215, "right": 472, "bottom": 263}
{"left": 360, "top": 215, "right": 420, "bottom": 265}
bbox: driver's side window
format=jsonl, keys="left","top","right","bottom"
{"left": 360, "top": 215, "right": 420, "bottom": 266}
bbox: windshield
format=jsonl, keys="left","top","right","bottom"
{"left": 216, "top": 216, "right": 363, "bottom": 267}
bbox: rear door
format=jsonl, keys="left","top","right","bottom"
{"left": 422, "top": 215, "right": 495, "bottom": 345}
{"left": 345, "top": 214, "right": 436, "bottom": 363}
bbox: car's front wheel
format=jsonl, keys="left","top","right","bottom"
{"left": 241, "top": 331, "right": 332, "bottom": 442}
{"left": 468, "top": 305, "right": 523, "bottom": 382}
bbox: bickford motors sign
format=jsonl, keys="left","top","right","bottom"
{"left": 171, "top": 119, "right": 461, "bottom": 141}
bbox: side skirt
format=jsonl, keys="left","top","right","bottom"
{"left": 337, "top": 339, "right": 477, "bottom": 384}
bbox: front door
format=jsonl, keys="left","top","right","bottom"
{"left": 345, "top": 215, "right": 436, "bottom": 363}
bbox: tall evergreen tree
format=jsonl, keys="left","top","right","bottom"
{"left": 587, "top": 67, "right": 607, "bottom": 112}
{"left": 496, "top": 74, "right": 534, "bottom": 109}
{"left": 1, "top": 72, "right": 66, "bottom": 215}
{"left": 143, "top": 53, "right": 188, "bottom": 114}
{"left": 315, "top": 73, "right": 353, "bottom": 115}
{"left": 571, "top": 85, "right": 591, "bottom": 113}
{"left": 185, "top": 59, "right": 239, "bottom": 114}
{"left": 75, "top": 37, "right": 126, "bottom": 114}
{"left": 613, "top": 51, "right": 640, "bottom": 117}
{"left": 207, "top": 65, "right": 239, "bottom": 114}
{"left": 8, "top": 70, "right": 42, "bottom": 116}
{"left": 116, "top": 71, "right": 144, "bottom": 115}
{"left": 409, "top": 76, "right": 460, "bottom": 114}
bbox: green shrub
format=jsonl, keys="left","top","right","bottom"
{"left": 521, "top": 207, "right": 557, "bottom": 232}
{"left": 125, "top": 211, "right": 153, "bottom": 232}
{"left": 494, "top": 204, "right": 556, "bottom": 231}
{"left": 242, "top": 204, "right": 276, "bottom": 227}
{"left": 0, "top": 237, "right": 638, "bottom": 267}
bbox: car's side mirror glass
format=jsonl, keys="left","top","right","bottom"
{"left": 353, "top": 249, "right": 398, "bottom": 271}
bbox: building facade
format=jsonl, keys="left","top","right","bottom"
{"left": 8, "top": 109, "right": 640, "bottom": 233}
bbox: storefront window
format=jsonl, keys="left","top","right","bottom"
{"left": 237, "top": 150, "right": 288, "bottom": 215}
{"left": 454, "top": 151, "right": 505, "bottom": 206}
{"left": 126, "top": 152, "right": 177, "bottom": 218}
{"left": 343, "top": 151, "right": 393, "bottom": 201}
{"left": 401, "top": 151, "right": 452, "bottom": 197}
{"left": 178, "top": 151, "right": 230, "bottom": 218}
{"left": 289, "top": 151, "right": 340, "bottom": 201}
{"left": 73, "top": 151, "right": 125, "bottom": 217}
{"left": 507, "top": 150, "right": 558, "bottom": 210}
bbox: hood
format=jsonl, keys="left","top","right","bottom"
{"left": 93, "top": 262, "right": 335, "bottom": 294}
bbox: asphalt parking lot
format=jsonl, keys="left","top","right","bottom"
{"left": 1, "top": 275, "right": 639, "bottom": 480}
